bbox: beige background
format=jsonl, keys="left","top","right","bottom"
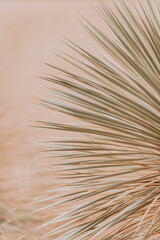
{"left": 0, "top": 0, "right": 113, "bottom": 238}
{"left": 0, "top": 0, "right": 92, "bottom": 196}
{"left": 0, "top": 0, "right": 114, "bottom": 198}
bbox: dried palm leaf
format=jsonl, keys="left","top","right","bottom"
{"left": 35, "top": 0, "right": 160, "bottom": 239}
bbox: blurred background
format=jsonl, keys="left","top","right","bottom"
{"left": 0, "top": 0, "right": 101, "bottom": 195}
{"left": 0, "top": 0, "right": 112, "bottom": 238}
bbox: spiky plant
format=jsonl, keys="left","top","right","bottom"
{"left": 0, "top": 101, "right": 13, "bottom": 199}
{"left": 35, "top": 0, "right": 160, "bottom": 239}
{"left": 0, "top": 102, "right": 39, "bottom": 239}
{"left": 0, "top": 102, "right": 18, "bottom": 237}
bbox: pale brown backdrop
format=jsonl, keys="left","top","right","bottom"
{"left": 0, "top": 0, "right": 114, "bottom": 197}
{"left": 0, "top": 0, "right": 113, "bottom": 238}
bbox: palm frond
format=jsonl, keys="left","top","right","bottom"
{"left": 36, "top": 0, "right": 160, "bottom": 239}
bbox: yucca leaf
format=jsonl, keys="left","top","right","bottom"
{"left": 36, "top": 0, "right": 160, "bottom": 239}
